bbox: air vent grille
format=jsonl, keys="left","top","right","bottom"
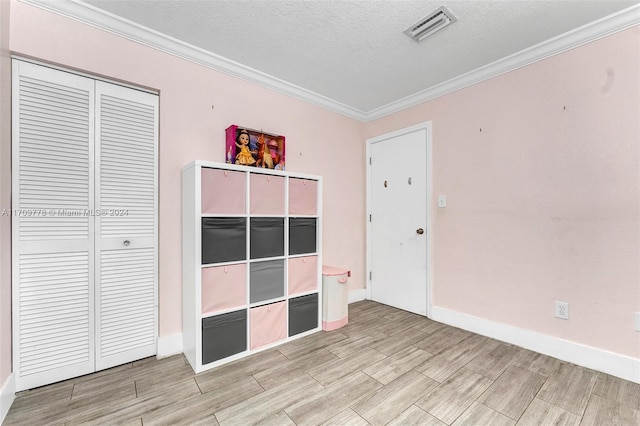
{"left": 404, "top": 6, "right": 456, "bottom": 42}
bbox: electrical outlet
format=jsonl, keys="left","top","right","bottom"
{"left": 635, "top": 312, "right": 640, "bottom": 332}
{"left": 438, "top": 195, "right": 447, "bottom": 208}
{"left": 555, "top": 301, "right": 569, "bottom": 320}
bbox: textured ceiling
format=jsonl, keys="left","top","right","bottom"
{"left": 80, "top": 0, "right": 638, "bottom": 115}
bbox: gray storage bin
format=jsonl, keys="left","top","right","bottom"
{"left": 250, "top": 259, "right": 285, "bottom": 303}
{"left": 289, "top": 293, "right": 318, "bottom": 336}
{"left": 250, "top": 217, "right": 284, "bottom": 259}
{"left": 202, "top": 217, "right": 246, "bottom": 264}
{"left": 202, "top": 310, "right": 247, "bottom": 364}
{"left": 289, "top": 218, "right": 317, "bottom": 255}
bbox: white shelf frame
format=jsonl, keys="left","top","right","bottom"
{"left": 182, "top": 160, "right": 322, "bottom": 373}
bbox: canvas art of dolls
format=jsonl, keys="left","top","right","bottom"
{"left": 225, "top": 125, "right": 286, "bottom": 170}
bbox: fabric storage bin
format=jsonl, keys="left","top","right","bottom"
{"left": 202, "top": 310, "right": 247, "bottom": 364}
{"left": 250, "top": 174, "right": 285, "bottom": 215}
{"left": 202, "top": 217, "right": 246, "bottom": 264}
{"left": 289, "top": 293, "right": 318, "bottom": 336}
{"left": 250, "top": 217, "right": 284, "bottom": 259}
{"left": 289, "top": 218, "right": 317, "bottom": 255}
{"left": 288, "top": 255, "right": 318, "bottom": 295}
{"left": 289, "top": 178, "right": 317, "bottom": 215}
{"left": 201, "top": 264, "right": 246, "bottom": 315}
{"left": 250, "top": 259, "right": 285, "bottom": 303}
{"left": 250, "top": 301, "right": 287, "bottom": 350}
{"left": 201, "top": 168, "right": 245, "bottom": 215}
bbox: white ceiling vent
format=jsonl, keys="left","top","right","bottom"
{"left": 404, "top": 6, "right": 457, "bottom": 42}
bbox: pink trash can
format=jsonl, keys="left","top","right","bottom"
{"left": 322, "top": 265, "right": 349, "bottom": 331}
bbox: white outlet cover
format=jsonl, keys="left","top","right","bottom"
{"left": 635, "top": 312, "right": 640, "bottom": 332}
{"left": 555, "top": 301, "right": 569, "bottom": 320}
{"left": 438, "top": 195, "right": 447, "bottom": 208}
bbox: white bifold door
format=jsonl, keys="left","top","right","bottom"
{"left": 12, "top": 60, "right": 158, "bottom": 391}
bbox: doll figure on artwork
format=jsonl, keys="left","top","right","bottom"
{"left": 226, "top": 145, "right": 233, "bottom": 163}
{"left": 235, "top": 129, "right": 256, "bottom": 166}
{"left": 267, "top": 139, "right": 281, "bottom": 167}
{"left": 255, "top": 134, "right": 273, "bottom": 168}
{"left": 274, "top": 154, "right": 285, "bottom": 170}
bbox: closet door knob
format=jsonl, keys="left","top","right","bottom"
{"left": 416, "top": 228, "right": 424, "bottom": 235}
{"left": 123, "top": 240, "right": 131, "bottom": 247}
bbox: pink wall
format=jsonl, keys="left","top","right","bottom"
{"left": 0, "top": 0, "right": 11, "bottom": 389}
{"left": 4, "top": 0, "right": 638, "bottom": 384}
{"left": 7, "top": 0, "right": 366, "bottom": 340}
{"left": 366, "top": 27, "right": 640, "bottom": 359}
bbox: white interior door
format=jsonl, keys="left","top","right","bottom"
{"left": 95, "top": 81, "right": 158, "bottom": 371}
{"left": 12, "top": 60, "right": 96, "bottom": 390}
{"left": 368, "top": 123, "right": 430, "bottom": 316}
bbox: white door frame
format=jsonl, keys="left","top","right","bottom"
{"left": 365, "top": 121, "right": 433, "bottom": 318}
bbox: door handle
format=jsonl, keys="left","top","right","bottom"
{"left": 123, "top": 240, "right": 131, "bottom": 247}
{"left": 416, "top": 228, "right": 424, "bottom": 235}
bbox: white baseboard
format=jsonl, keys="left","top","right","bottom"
{"left": 156, "top": 305, "right": 639, "bottom": 383}
{"left": 431, "top": 306, "right": 640, "bottom": 384}
{"left": 1, "top": 373, "right": 15, "bottom": 425}
{"left": 157, "top": 334, "right": 183, "bottom": 358}
{"left": 349, "top": 289, "right": 367, "bottom": 304}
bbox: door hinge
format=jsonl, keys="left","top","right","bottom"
{"left": 369, "top": 157, "right": 372, "bottom": 165}
{"left": 369, "top": 214, "right": 372, "bottom": 222}
{"left": 369, "top": 271, "right": 372, "bottom": 280}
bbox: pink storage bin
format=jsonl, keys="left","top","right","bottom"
{"left": 201, "top": 168, "right": 245, "bottom": 214}
{"left": 201, "top": 264, "right": 246, "bottom": 315}
{"left": 288, "top": 256, "right": 318, "bottom": 295}
{"left": 250, "top": 174, "right": 285, "bottom": 215}
{"left": 250, "top": 301, "right": 287, "bottom": 349}
{"left": 289, "top": 178, "right": 317, "bottom": 215}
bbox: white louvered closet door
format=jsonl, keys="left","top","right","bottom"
{"left": 95, "top": 81, "right": 158, "bottom": 370}
{"left": 12, "top": 61, "right": 96, "bottom": 390}
{"left": 13, "top": 61, "right": 158, "bottom": 391}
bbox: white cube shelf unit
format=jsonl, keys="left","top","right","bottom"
{"left": 182, "top": 160, "right": 322, "bottom": 373}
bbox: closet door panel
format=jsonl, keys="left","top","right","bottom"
{"left": 12, "top": 61, "right": 95, "bottom": 391}
{"left": 98, "top": 249, "right": 155, "bottom": 360}
{"left": 95, "top": 81, "right": 158, "bottom": 370}
{"left": 16, "top": 251, "right": 94, "bottom": 390}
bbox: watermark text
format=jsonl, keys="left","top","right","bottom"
{"left": 1, "top": 209, "right": 129, "bottom": 217}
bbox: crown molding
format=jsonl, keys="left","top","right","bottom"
{"left": 20, "top": 0, "right": 369, "bottom": 121}
{"left": 21, "top": 1, "right": 640, "bottom": 123}
{"left": 365, "top": 4, "right": 640, "bottom": 121}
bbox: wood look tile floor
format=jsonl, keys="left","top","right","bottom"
{"left": 5, "top": 301, "right": 640, "bottom": 425}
